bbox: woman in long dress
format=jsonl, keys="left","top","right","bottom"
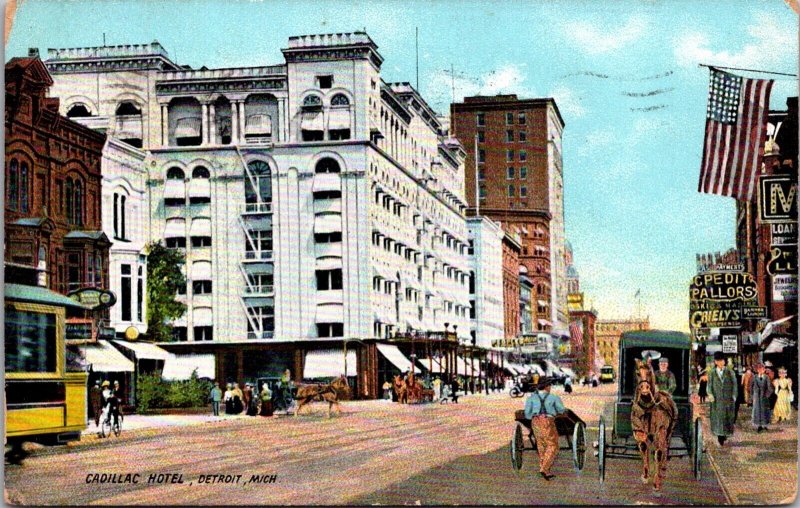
{"left": 772, "top": 368, "right": 793, "bottom": 423}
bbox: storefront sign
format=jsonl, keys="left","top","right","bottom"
{"left": 690, "top": 272, "right": 757, "bottom": 301}
{"left": 68, "top": 287, "right": 117, "bottom": 311}
{"left": 766, "top": 245, "right": 797, "bottom": 276}
{"left": 758, "top": 174, "right": 797, "bottom": 223}
{"left": 97, "top": 326, "right": 116, "bottom": 340}
{"left": 66, "top": 319, "right": 94, "bottom": 342}
{"left": 742, "top": 306, "right": 767, "bottom": 319}
{"left": 771, "top": 223, "right": 798, "bottom": 246}
{"left": 773, "top": 274, "right": 798, "bottom": 302}
{"left": 692, "top": 328, "right": 710, "bottom": 342}
{"left": 722, "top": 334, "right": 739, "bottom": 354}
{"left": 689, "top": 300, "right": 742, "bottom": 328}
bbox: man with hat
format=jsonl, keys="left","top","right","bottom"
{"left": 523, "top": 376, "right": 566, "bottom": 480}
{"left": 707, "top": 352, "right": 737, "bottom": 445}
{"left": 654, "top": 357, "right": 676, "bottom": 396}
{"left": 751, "top": 362, "right": 773, "bottom": 432}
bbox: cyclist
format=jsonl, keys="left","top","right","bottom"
{"left": 99, "top": 381, "right": 121, "bottom": 435}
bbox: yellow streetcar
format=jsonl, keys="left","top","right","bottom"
{"left": 5, "top": 283, "right": 89, "bottom": 463}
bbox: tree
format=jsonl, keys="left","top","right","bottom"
{"left": 146, "top": 241, "right": 187, "bottom": 341}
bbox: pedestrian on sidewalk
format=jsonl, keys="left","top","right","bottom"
{"left": 243, "top": 383, "right": 253, "bottom": 415}
{"left": 224, "top": 383, "right": 235, "bottom": 415}
{"left": 382, "top": 379, "right": 392, "bottom": 401}
{"left": 210, "top": 381, "right": 222, "bottom": 416}
{"left": 751, "top": 363, "right": 773, "bottom": 432}
{"left": 564, "top": 376, "right": 572, "bottom": 394}
{"left": 433, "top": 377, "right": 441, "bottom": 401}
{"left": 707, "top": 352, "right": 737, "bottom": 446}
{"left": 772, "top": 368, "right": 793, "bottom": 424}
{"left": 90, "top": 380, "right": 103, "bottom": 427}
{"left": 742, "top": 367, "right": 754, "bottom": 407}
{"left": 523, "top": 377, "right": 565, "bottom": 481}
{"left": 259, "top": 383, "right": 273, "bottom": 417}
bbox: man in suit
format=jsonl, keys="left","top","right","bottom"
{"left": 707, "top": 352, "right": 737, "bottom": 445}
{"left": 523, "top": 377, "right": 566, "bottom": 480}
{"left": 751, "top": 362, "right": 774, "bottom": 432}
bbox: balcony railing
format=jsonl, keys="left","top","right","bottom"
{"left": 244, "top": 250, "right": 273, "bottom": 261}
{"left": 243, "top": 284, "right": 274, "bottom": 295}
{"left": 241, "top": 202, "right": 273, "bottom": 214}
{"left": 247, "top": 331, "right": 275, "bottom": 340}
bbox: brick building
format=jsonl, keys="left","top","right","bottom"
{"left": 451, "top": 95, "right": 567, "bottom": 334}
{"left": 502, "top": 232, "right": 521, "bottom": 339}
{"left": 5, "top": 56, "right": 109, "bottom": 295}
{"left": 595, "top": 318, "right": 650, "bottom": 372}
{"left": 569, "top": 309, "right": 597, "bottom": 376}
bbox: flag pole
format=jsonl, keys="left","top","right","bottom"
{"left": 698, "top": 63, "right": 796, "bottom": 78}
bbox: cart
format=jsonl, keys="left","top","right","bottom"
{"left": 510, "top": 408, "right": 587, "bottom": 472}
{"left": 594, "top": 330, "right": 704, "bottom": 483}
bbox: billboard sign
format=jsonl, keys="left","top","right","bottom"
{"left": 758, "top": 174, "right": 797, "bottom": 223}
{"left": 773, "top": 274, "right": 798, "bottom": 302}
{"left": 722, "top": 334, "right": 739, "bottom": 354}
{"left": 771, "top": 223, "right": 798, "bottom": 246}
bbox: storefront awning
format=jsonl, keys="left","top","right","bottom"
{"left": 761, "top": 315, "right": 795, "bottom": 343}
{"left": 764, "top": 336, "right": 796, "bottom": 354}
{"left": 316, "top": 303, "right": 343, "bottom": 323}
{"left": 377, "top": 343, "right": 420, "bottom": 373}
{"left": 84, "top": 340, "right": 135, "bottom": 372}
{"left": 303, "top": 349, "right": 356, "bottom": 379}
{"left": 327, "top": 108, "right": 351, "bottom": 130}
{"left": 314, "top": 213, "right": 342, "bottom": 234}
{"left": 418, "top": 357, "right": 444, "bottom": 374}
{"left": 164, "top": 218, "right": 186, "bottom": 238}
{"left": 113, "top": 340, "right": 172, "bottom": 361}
{"left": 161, "top": 354, "right": 215, "bottom": 380}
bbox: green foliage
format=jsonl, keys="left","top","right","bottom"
{"left": 136, "top": 370, "right": 212, "bottom": 413}
{"left": 146, "top": 241, "right": 187, "bottom": 342}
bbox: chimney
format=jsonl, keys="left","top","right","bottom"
{"left": 28, "top": 48, "right": 40, "bottom": 58}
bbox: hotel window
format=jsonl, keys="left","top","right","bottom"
{"left": 314, "top": 232, "right": 342, "bottom": 243}
{"left": 193, "top": 326, "right": 213, "bottom": 341}
{"left": 518, "top": 112, "right": 526, "bottom": 124}
{"left": 316, "top": 269, "right": 343, "bottom": 290}
{"left": 520, "top": 167, "right": 528, "bottom": 179}
{"left": 508, "top": 185, "right": 515, "bottom": 197}
{"left": 316, "top": 75, "right": 333, "bottom": 89}
{"left": 519, "top": 130, "right": 527, "bottom": 142}
{"left": 479, "top": 185, "right": 487, "bottom": 198}
{"left": 478, "top": 168, "right": 485, "bottom": 180}
{"left": 121, "top": 264, "right": 132, "bottom": 321}
{"left": 520, "top": 186, "right": 528, "bottom": 198}
{"left": 477, "top": 131, "right": 485, "bottom": 143}
{"left": 507, "top": 167, "right": 515, "bottom": 179}
{"left": 166, "top": 237, "right": 186, "bottom": 249}
{"left": 478, "top": 149, "right": 486, "bottom": 164}
{"left": 506, "top": 130, "right": 514, "bottom": 142}
{"left": 519, "top": 150, "right": 527, "bottom": 162}
{"left": 172, "top": 327, "right": 188, "bottom": 342}
{"left": 192, "top": 280, "right": 212, "bottom": 295}
{"left": 506, "top": 112, "right": 514, "bottom": 125}
{"left": 506, "top": 150, "right": 514, "bottom": 162}
{"left": 317, "top": 323, "right": 344, "bottom": 337}
{"left": 137, "top": 266, "right": 143, "bottom": 322}
{"left": 476, "top": 113, "right": 485, "bottom": 126}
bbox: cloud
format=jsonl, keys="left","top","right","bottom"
{"left": 564, "top": 14, "right": 650, "bottom": 55}
{"left": 673, "top": 11, "right": 798, "bottom": 69}
{"left": 577, "top": 129, "right": 615, "bottom": 156}
{"left": 548, "top": 85, "right": 586, "bottom": 118}
{"left": 426, "top": 63, "right": 535, "bottom": 110}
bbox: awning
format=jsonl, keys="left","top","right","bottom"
{"left": 372, "top": 264, "right": 397, "bottom": 282}
{"left": 316, "top": 303, "right": 343, "bottom": 323}
{"left": 316, "top": 256, "right": 342, "bottom": 271}
{"left": 191, "top": 260, "right": 212, "bottom": 280}
{"left": 245, "top": 114, "right": 272, "bottom": 135}
{"left": 113, "top": 340, "right": 172, "bottom": 361}
{"left": 376, "top": 343, "right": 420, "bottom": 373}
{"left": 405, "top": 316, "right": 424, "bottom": 330}
{"left": 761, "top": 315, "right": 795, "bottom": 343}
{"left": 301, "top": 111, "right": 324, "bottom": 131}
{"left": 164, "top": 218, "right": 186, "bottom": 238}
{"left": 529, "top": 363, "right": 546, "bottom": 376}
{"left": 84, "top": 340, "right": 134, "bottom": 372}
{"left": 161, "top": 354, "right": 216, "bottom": 381}
{"left": 764, "top": 336, "right": 795, "bottom": 354}
{"left": 418, "top": 357, "right": 444, "bottom": 374}
{"left": 537, "top": 300, "right": 549, "bottom": 307}
{"left": 314, "top": 213, "right": 342, "bottom": 234}
{"left": 188, "top": 178, "right": 211, "bottom": 199}
{"left": 313, "top": 173, "right": 341, "bottom": 192}
{"left": 538, "top": 319, "right": 552, "bottom": 327}
{"left": 327, "top": 108, "right": 351, "bottom": 130}
{"left": 560, "top": 367, "right": 576, "bottom": 379}
{"left": 175, "top": 116, "right": 201, "bottom": 138}
{"left": 303, "top": 349, "right": 356, "bottom": 379}
{"left": 372, "top": 308, "right": 394, "bottom": 324}
{"left": 193, "top": 307, "right": 213, "bottom": 326}
{"left": 164, "top": 179, "right": 186, "bottom": 199}
{"left": 400, "top": 273, "right": 421, "bottom": 290}
{"left": 190, "top": 217, "right": 212, "bottom": 237}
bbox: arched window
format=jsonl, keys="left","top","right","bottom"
{"left": 302, "top": 95, "right": 322, "bottom": 109}
{"left": 330, "top": 94, "right": 350, "bottom": 107}
{"left": 246, "top": 160, "right": 271, "bottom": 203}
{"left": 166, "top": 167, "right": 185, "bottom": 180}
{"left": 19, "top": 162, "right": 28, "bottom": 213}
{"left": 7, "top": 159, "right": 18, "bottom": 211}
{"left": 315, "top": 158, "right": 341, "bottom": 174}
{"left": 65, "top": 178, "right": 73, "bottom": 222}
{"left": 115, "top": 101, "right": 141, "bottom": 116}
{"left": 66, "top": 103, "right": 92, "bottom": 118}
{"left": 192, "top": 166, "right": 210, "bottom": 179}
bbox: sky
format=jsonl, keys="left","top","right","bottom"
{"left": 6, "top": 0, "right": 798, "bottom": 332}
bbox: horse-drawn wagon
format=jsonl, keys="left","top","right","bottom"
{"left": 509, "top": 408, "right": 588, "bottom": 473}
{"left": 595, "top": 330, "right": 704, "bottom": 489}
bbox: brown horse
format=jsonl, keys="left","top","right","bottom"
{"left": 393, "top": 375, "right": 408, "bottom": 404}
{"left": 295, "top": 376, "right": 349, "bottom": 418}
{"left": 632, "top": 359, "right": 677, "bottom": 491}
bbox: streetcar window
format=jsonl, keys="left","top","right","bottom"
{"left": 5, "top": 308, "right": 57, "bottom": 373}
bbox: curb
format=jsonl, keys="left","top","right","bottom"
{"left": 704, "top": 444, "right": 735, "bottom": 505}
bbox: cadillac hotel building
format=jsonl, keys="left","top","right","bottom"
{"left": 39, "top": 33, "right": 508, "bottom": 398}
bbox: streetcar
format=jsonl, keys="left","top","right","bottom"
{"left": 599, "top": 365, "right": 615, "bottom": 383}
{"left": 5, "top": 283, "right": 89, "bottom": 463}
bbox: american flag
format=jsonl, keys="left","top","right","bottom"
{"left": 698, "top": 68, "right": 773, "bottom": 201}
{"left": 569, "top": 320, "right": 583, "bottom": 352}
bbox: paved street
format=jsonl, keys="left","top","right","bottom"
{"left": 6, "top": 385, "right": 728, "bottom": 505}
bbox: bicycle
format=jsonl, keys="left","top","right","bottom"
{"left": 100, "top": 399, "right": 123, "bottom": 438}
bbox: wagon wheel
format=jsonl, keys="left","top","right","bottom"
{"left": 598, "top": 416, "right": 606, "bottom": 483}
{"left": 572, "top": 421, "right": 587, "bottom": 471}
{"left": 692, "top": 417, "right": 703, "bottom": 480}
{"left": 510, "top": 422, "right": 525, "bottom": 471}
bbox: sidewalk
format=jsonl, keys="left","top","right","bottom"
{"left": 694, "top": 401, "right": 798, "bottom": 505}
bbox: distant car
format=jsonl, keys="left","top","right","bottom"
{"left": 600, "top": 366, "right": 615, "bottom": 383}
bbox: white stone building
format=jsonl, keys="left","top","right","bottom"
{"left": 467, "top": 217, "right": 505, "bottom": 348}
{"left": 546, "top": 109, "right": 568, "bottom": 331}
{"left": 44, "top": 33, "right": 474, "bottom": 355}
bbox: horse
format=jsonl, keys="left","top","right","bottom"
{"left": 632, "top": 359, "right": 677, "bottom": 491}
{"left": 405, "top": 372, "right": 423, "bottom": 403}
{"left": 294, "top": 376, "right": 349, "bottom": 418}
{"left": 393, "top": 375, "right": 408, "bottom": 404}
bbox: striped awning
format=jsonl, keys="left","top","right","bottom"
{"left": 162, "top": 354, "right": 215, "bottom": 381}
{"left": 84, "top": 340, "right": 134, "bottom": 373}
{"left": 164, "top": 179, "right": 186, "bottom": 199}
{"left": 164, "top": 218, "right": 186, "bottom": 238}
{"left": 301, "top": 111, "right": 324, "bottom": 131}
{"left": 245, "top": 114, "right": 272, "bottom": 135}
{"left": 314, "top": 214, "right": 342, "bottom": 234}
{"left": 376, "top": 343, "right": 420, "bottom": 373}
{"left": 193, "top": 307, "right": 213, "bottom": 326}
{"left": 303, "top": 349, "right": 356, "bottom": 379}
{"left": 112, "top": 340, "right": 171, "bottom": 361}
{"left": 327, "top": 108, "right": 351, "bottom": 130}
{"left": 316, "top": 303, "right": 343, "bottom": 324}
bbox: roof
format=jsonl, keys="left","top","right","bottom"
{"left": 620, "top": 330, "right": 691, "bottom": 350}
{"left": 4, "top": 283, "right": 89, "bottom": 309}
{"left": 64, "top": 230, "right": 109, "bottom": 241}
{"left": 12, "top": 218, "right": 47, "bottom": 227}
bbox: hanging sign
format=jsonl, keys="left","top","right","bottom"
{"left": 766, "top": 245, "right": 797, "bottom": 276}
{"left": 771, "top": 223, "right": 798, "bottom": 246}
{"left": 758, "top": 174, "right": 797, "bottom": 223}
{"left": 773, "top": 274, "right": 798, "bottom": 302}
{"left": 68, "top": 288, "right": 117, "bottom": 311}
{"left": 742, "top": 306, "right": 768, "bottom": 319}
